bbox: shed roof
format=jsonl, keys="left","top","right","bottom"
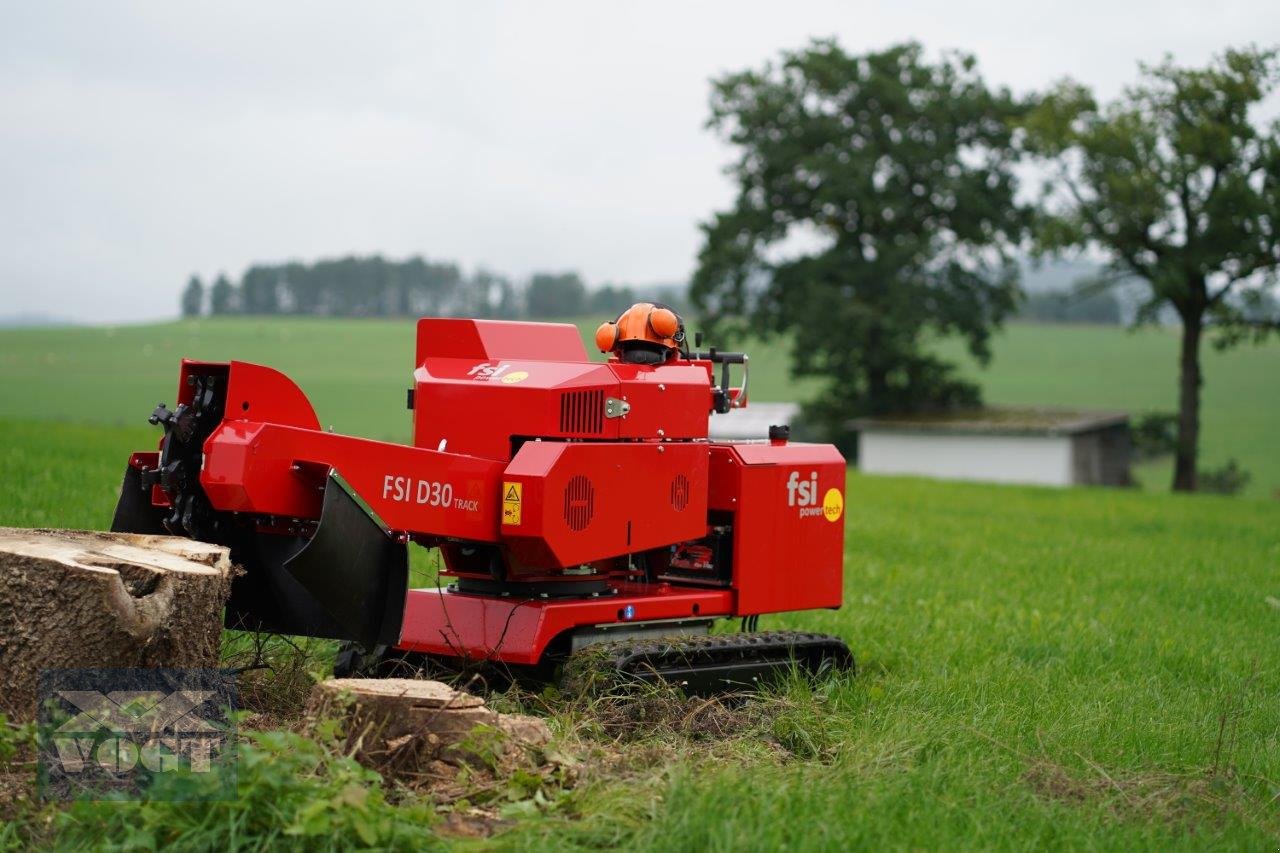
{"left": 849, "top": 406, "right": 1128, "bottom": 438}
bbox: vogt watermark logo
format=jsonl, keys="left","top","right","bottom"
{"left": 38, "top": 668, "right": 237, "bottom": 801}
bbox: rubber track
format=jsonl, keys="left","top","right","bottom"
{"left": 577, "top": 630, "right": 854, "bottom": 691}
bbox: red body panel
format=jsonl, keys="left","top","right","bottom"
{"left": 412, "top": 359, "right": 622, "bottom": 460}
{"left": 130, "top": 318, "right": 847, "bottom": 666}
{"left": 200, "top": 420, "right": 506, "bottom": 542}
{"left": 415, "top": 318, "right": 589, "bottom": 363}
{"left": 399, "top": 584, "right": 733, "bottom": 664}
{"left": 500, "top": 440, "right": 709, "bottom": 569}
{"left": 411, "top": 358, "right": 713, "bottom": 461}
{"left": 179, "top": 359, "right": 321, "bottom": 430}
{"left": 612, "top": 362, "right": 711, "bottom": 441}
{"left": 708, "top": 443, "right": 846, "bottom": 614}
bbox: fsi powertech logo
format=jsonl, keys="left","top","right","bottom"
{"left": 37, "top": 669, "right": 237, "bottom": 801}
{"left": 785, "top": 470, "right": 844, "bottom": 522}
{"left": 466, "top": 362, "right": 529, "bottom": 383}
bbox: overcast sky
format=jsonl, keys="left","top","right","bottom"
{"left": 1, "top": 1, "right": 1276, "bottom": 324}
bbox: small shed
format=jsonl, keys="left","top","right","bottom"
{"left": 850, "top": 408, "right": 1131, "bottom": 488}
{"left": 708, "top": 401, "right": 800, "bottom": 441}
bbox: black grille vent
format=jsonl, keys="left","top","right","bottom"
{"left": 560, "top": 389, "right": 604, "bottom": 434}
{"left": 563, "top": 475, "right": 595, "bottom": 531}
{"left": 671, "top": 474, "right": 690, "bottom": 511}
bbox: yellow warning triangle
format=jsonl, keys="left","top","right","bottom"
{"left": 504, "top": 485, "right": 520, "bottom": 502}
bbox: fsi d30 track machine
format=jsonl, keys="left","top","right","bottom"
{"left": 112, "top": 304, "right": 852, "bottom": 692}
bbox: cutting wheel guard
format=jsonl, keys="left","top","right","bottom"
{"left": 281, "top": 471, "right": 409, "bottom": 649}
{"left": 110, "top": 385, "right": 410, "bottom": 651}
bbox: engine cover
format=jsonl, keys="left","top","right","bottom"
{"left": 499, "top": 440, "right": 709, "bottom": 570}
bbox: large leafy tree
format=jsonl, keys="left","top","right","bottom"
{"left": 1023, "top": 47, "right": 1280, "bottom": 491}
{"left": 691, "top": 41, "right": 1028, "bottom": 440}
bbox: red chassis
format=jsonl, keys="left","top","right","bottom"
{"left": 112, "top": 316, "right": 846, "bottom": 671}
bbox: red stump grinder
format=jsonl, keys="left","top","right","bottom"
{"left": 111, "top": 304, "right": 852, "bottom": 693}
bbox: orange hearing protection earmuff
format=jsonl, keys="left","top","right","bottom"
{"left": 594, "top": 321, "right": 619, "bottom": 353}
{"left": 648, "top": 307, "right": 679, "bottom": 339}
{"left": 595, "top": 302, "right": 684, "bottom": 360}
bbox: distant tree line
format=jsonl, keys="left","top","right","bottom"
{"left": 180, "top": 257, "right": 686, "bottom": 321}
{"left": 178, "top": 251, "right": 1144, "bottom": 327}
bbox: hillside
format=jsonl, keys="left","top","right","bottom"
{"left": 0, "top": 317, "right": 1275, "bottom": 496}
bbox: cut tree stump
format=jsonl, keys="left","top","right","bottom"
{"left": 0, "top": 528, "right": 235, "bottom": 721}
{"left": 306, "top": 678, "right": 552, "bottom": 784}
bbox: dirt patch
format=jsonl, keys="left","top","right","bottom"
{"left": 0, "top": 719, "right": 39, "bottom": 829}
{"left": 438, "top": 810, "right": 513, "bottom": 839}
{"left": 588, "top": 690, "right": 750, "bottom": 740}
{"left": 571, "top": 681, "right": 835, "bottom": 764}
{"left": 0, "top": 767, "right": 34, "bottom": 824}
{"left": 293, "top": 674, "right": 833, "bottom": 828}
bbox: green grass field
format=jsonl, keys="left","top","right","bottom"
{"left": 1, "top": 417, "right": 1278, "bottom": 847}
{"left": 1, "top": 318, "right": 1278, "bottom": 847}
{"left": 0, "top": 317, "right": 1276, "bottom": 496}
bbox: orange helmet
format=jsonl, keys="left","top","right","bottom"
{"left": 595, "top": 302, "right": 684, "bottom": 364}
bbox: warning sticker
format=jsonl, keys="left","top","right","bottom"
{"left": 502, "top": 481, "right": 522, "bottom": 526}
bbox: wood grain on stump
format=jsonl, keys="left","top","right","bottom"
{"left": 307, "top": 678, "right": 551, "bottom": 780}
{"left": 0, "top": 528, "right": 235, "bottom": 720}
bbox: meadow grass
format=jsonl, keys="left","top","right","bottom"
{"left": 2, "top": 418, "right": 1278, "bottom": 848}
{"left": 0, "top": 317, "right": 1275, "bottom": 496}
{"left": 493, "top": 472, "right": 1280, "bottom": 850}
{"left": 1, "top": 317, "right": 1276, "bottom": 846}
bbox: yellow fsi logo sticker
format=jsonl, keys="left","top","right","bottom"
{"left": 822, "top": 488, "right": 844, "bottom": 523}
{"left": 502, "top": 482, "right": 522, "bottom": 525}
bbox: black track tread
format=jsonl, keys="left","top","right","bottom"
{"left": 572, "top": 629, "right": 853, "bottom": 688}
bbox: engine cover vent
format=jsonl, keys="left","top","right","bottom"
{"left": 563, "top": 474, "right": 595, "bottom": 531}
{"left": 670, "top": 474, "right": 690, "bottom": 511}
{"left": 560, "top": 389, "right": 604, "bottom": 434}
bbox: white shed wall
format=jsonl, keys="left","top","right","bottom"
{"left": 859, "top": 431, "right": 1074, "bottom": 486}
{"left": 707, "top": 402, "right": 800, "bottom": 441}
